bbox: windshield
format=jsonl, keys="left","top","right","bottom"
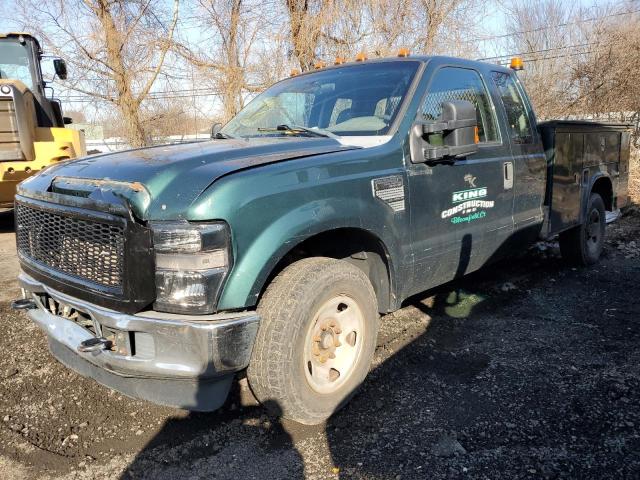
{"left": 222, "top": 61, "right": 420, "bottom": 139}
{"left": 0, "top": 40, "right": 35, "bottom": 90}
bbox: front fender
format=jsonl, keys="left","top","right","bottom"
{"left": 186, "top": 145, "right": 411, "bottom": 311}
{"left": 220, "top": 196, "right": 401, "bottom": 310}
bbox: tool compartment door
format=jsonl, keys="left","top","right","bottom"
{"left": 550, "top": 131, "right": 583, "bottom": 231}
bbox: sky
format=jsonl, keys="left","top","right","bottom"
{"left": 0, "top": 0, "right": 621, "bottom": 126}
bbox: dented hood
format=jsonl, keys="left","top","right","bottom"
{"left": 18, "top": 137, "right": 358, "bottom": 220}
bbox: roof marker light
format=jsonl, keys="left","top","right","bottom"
{"left": 510, "top": 57, "right": 524, "bottom": 71}
{"left": 397, "top": 48, "right": 410, "bottom": 57}
{"left": 355, "top": 52, "right": 367, "bottom": 62}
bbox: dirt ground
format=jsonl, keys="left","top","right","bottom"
{"left": 0, "top": 208, "right": 639, "bottom": 479}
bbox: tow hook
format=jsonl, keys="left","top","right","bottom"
{"left": 11, "top": 298, "right": 37, "bottom": 310}
{"left": 77, "top": 337, "right": 112, "bottom": 353}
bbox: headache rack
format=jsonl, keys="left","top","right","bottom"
{"left": 15, "top": 195, "right": 156, "bottom": 314}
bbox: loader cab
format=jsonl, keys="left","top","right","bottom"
{"left": 0, "top": 32, "right": 66, "bottom": 128}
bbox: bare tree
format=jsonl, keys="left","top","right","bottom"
{"left": 498, "top": 0, "right": 581, "bottom": 119}
{"left": 570, "top": 4, "right": 640, "bottom": 145}
{"left": 284, "top": 0, "right": 336, "bottom": 71}
{"left": 175, "top": 0, "right": 265, "bottom": 122}
{"left": 415, "top": 0, "right": 472, "bottom": 53}
{"left": 14, "top": 0, "right": 179, "bottom": 147}
{"left": 298, "top": 0, "right": 484, "bottom": 64}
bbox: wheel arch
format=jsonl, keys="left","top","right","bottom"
{"left": 590, "top": 175, "right": 614, "bottom": 211}
{"left": 257, "top": 227, "right": 394, "bottom": 314}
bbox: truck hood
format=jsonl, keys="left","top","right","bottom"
{"left": 18, "top": 137, "right": 358, "bottom": 220}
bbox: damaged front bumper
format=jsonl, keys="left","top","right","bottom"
{"left": 16, "top": 272, "right": 260, "bottom": 411}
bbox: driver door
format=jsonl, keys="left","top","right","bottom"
{"left": 406, "top": 65, "right": 515, "bottom": 296}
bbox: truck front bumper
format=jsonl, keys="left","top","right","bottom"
{"left": 17, "top": 272, "right": 260, "bottom": 411}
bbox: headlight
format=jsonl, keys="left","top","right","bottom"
{"left": 151, "top": 222, "right": 231, "bottom": 314}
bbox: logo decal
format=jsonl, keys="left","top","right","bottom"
{"left": 452, "top": 187, "right": 487, "bottom": 203}
{"left": 464, "top": 173, "right": 476, "bottom": 188}
{"left": 441, "top": 178, "right": 495, "bottom": 223}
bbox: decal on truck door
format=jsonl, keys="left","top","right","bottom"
{"left": 464, "top": 173, "right": 477, "bottom": 188}
{"left": 441, "top": 178, "right": 495, "bottom": 224}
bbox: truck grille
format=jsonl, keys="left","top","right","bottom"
{"left": 16, "top": 202, "right": 125, "bottom": 289}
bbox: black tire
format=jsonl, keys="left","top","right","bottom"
{"left": 247, "top": 257, "right": 379, "bottom": 425}
{"left": 559, "top": 192, "right": 606, "bottom": 266}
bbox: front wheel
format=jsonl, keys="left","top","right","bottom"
{"left": 247, "top": 257, "right": 379, "bottom": 425}
{"left": 559, "top": 192, "right": 606, "bottom": 265}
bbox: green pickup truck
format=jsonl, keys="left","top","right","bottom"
{"left": 12, "top": 55, "right": 631, "bottom": 425}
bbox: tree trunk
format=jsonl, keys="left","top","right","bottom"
{"left": 91, "top": 0, "right": 152, "bottom": 147}
{"left": 221, "top": 0, "right": 244, "bottom": 121}
{"left": 119, "top": 101, "right": 148, "bottom": 147}
{"left": 286, "top": 0, "right": 318, "bottom": 71}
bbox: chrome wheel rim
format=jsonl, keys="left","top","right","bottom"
{"left": 303, "top": 295, "right": 365, "bottom": 394}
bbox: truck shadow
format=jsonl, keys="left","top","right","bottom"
{"left": 118, "top": 236, "right": 567, "bottom": 479}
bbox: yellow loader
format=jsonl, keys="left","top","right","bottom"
{"left": 0, "top": 33, "right": 85, "bottom": 210}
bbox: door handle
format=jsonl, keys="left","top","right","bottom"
{"left": 504, "top": 162, "right": 514, "bottom": 189}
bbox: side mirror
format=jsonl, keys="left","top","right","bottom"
{"left": 210, "top": 122, "right": 223, "bottom": 139}
{"left": 53, "top": 59, "right": 68, "bottom": 80}
{"left": 410, "top": 100, "right": 479, "bottom": 164}
{"left": 63, "top": 116, "right": 73, "bottom": 125}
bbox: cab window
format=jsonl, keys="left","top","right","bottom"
{"left": 0, "top": 40, "right": 35, "bottom": 90}
{"left": 491, "top": 71, "right": 534, "bottom": 144}
{"left": 223, "top": 61, "right": 420, "bottom": 138}
{"left": 420, "top": 67, "right": 499, "bottom": 143}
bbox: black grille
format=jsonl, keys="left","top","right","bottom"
{"left": 16, "top": 202, "right": 125, "bottom": 289}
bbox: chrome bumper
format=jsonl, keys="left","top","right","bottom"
{"left": 18, "top": 272, "right": 260, "bottom": 410}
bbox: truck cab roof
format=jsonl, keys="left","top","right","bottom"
{"left": 289, "top": 54, "right": 515, "bottom": 78}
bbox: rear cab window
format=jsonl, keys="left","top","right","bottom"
{"left": 491, "top": 71, "right": 534, "bottom": 144}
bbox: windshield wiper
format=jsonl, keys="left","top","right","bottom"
{"left": 257, "top": 124, "right": 339, "bottom": 139}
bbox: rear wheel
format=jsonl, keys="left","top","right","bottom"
{"left": 559, "top": 192, "right": 606, "bottom": 266}
{"left": 247, "top": 257, "right": 379, "bottom": 425}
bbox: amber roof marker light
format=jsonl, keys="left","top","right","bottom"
{"left": 334, "top": 57, "right": 346, "bottom": 65}
{"left": 290, "top": 68, "right": 300, "bottom": 77}
{"left": 397, "top": 48, "right": 410, "bottom": 57}
{"left": 509, "top": 56, "right": 524, "bottom": 71}
{"left": 355, "top": 52, "right": 368, "bottom": 62}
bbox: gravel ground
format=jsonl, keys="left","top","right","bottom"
{"left": 0, "top": 208, "right": 639, "bottom": 479}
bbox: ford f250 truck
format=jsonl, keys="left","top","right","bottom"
{"left": 11, "top": 55, "right": 631, "bottom": 425}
